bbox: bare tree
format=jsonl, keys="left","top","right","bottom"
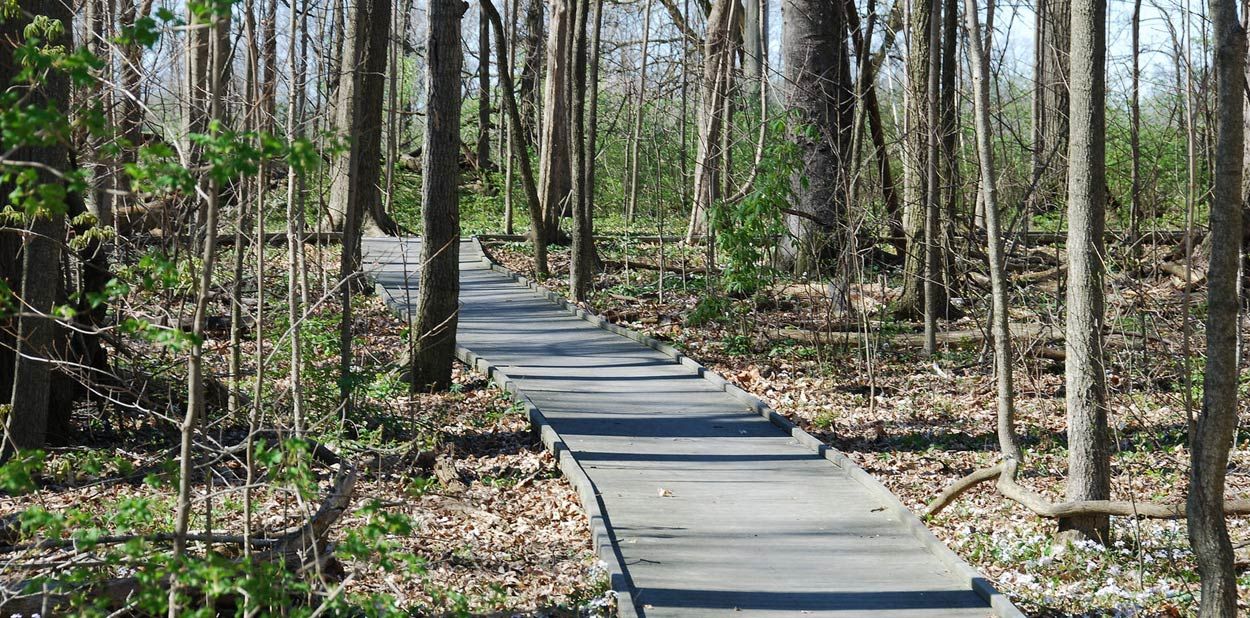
{"left": 478, "top": 6, "right": 493, "bottom": 172}
{"left": 332, "top": 0, "right": 396, "bottom": 410}
{"left": 962, "top": 0, "right": 1020, "bottom": 462}
{"left": 1187, "top": 0, "right": 1246, "bottom": 611}
{"left": 686, "top": 0, "right": 741, "bottom": 241}
{"left": 409, "top": 0, "right": 465, "bottom": 390}
{"left": 1061, "top": 0, "right": 1110, "bottom": 543}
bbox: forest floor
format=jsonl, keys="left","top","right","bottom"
{"left": 486, "top": 236, "right": 1249, "bottom": 618}
{"left": 0, "top": 246, "right": 609, "bottom": 616}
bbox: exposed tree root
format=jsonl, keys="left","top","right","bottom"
{"left": 924, "top": 459, "right": 1250, "bottom": 520}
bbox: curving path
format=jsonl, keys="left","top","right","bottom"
{"left": 362, "top": 237, "right": 1017, "bottom": 618}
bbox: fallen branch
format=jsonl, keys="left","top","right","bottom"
{"left": 0, "top": 533, "right": 278, "bottom": 555}
{"left": 0, "top": 447, "right": 357, "bottom": 615}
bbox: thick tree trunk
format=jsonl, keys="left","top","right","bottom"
{"left": 334, "top": 0, "right": 395, "bottom": 412}
{"left": 2, "top": 0, "right": 72, "bottom": 452}
{"left": 742, "top": 0, "right": 763, "bottom": 97}
{"left": 1060, "top": 0, "right": 1110, "bottom": 543}
{"left": 520, "top": 0, "right": 545, "bottom": 145}
{"left": 1187, "top": 0, "right": 1245, "bottom": 613}
{"left": 777, "top": 0, "right": 853, "bottom": 274}
{"left": 409, "top": 0, "right": 465, "bottom": 391}
{"left": 328, "top": 0, "right": 399, "bottom": 247}
{"left": 537, "top": 0, "right": 573, "bottom": 241}
{"left": 898, "top": 0, "right": 943, "bottom": 318}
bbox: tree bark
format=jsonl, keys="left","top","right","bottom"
{"left": 520, "top": 0, "right": 545, "bottom": 145}
{"left": 327, "top": 0, "right": 400, "bottom": 244}
{"left": 743, "top": 0, "right": 763, "bottom": 97}
{"left": 1187, "top": 0, "right": 1245, "bottom": 612}
{"left": 334, "top": 0, "right": 395, "bottom": 412}
{"left": 478, "top": 6, "right": 493, "bottom": 172}
{"left": 777, "top": 0, "right": 853, "bottom": 274}
{"left": 686, "top": 0, "right": 742, "bottom": 241}
{"left": 409, "top": 0, "right": 465, "bottom": 391}
{"left": 1060, "top": 0, "right": 1110, "bottom": 543}
{"left": 898, "top": 0, "right": 949, "bottom": 319}
{"left": 1035, "top": 0, "right": 1070, "bottom": 211}
{"left": 537, "top": 0, "right": 574, "bottom": 240}
{"left": 1, "top": 0, "right": 73, "bottom": 452}
{"left": 569, "top": 0, "right": 593, "bottom": 300}
{"left": 963, "top": 0, "right": 1020, "bottom": 462}
{"left": 483, "top": 0, "right": 549, "bottom": 277}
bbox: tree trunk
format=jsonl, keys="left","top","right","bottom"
{"left": 1060, "top": 0, "right": 1110, "bottom": 543}
{"left": 409, "top": 0, "right": 465, "bottom": 391}
{"left": 920, "top": 0, "right": 942, "bottom": 353}
{"left": 334, "top": 0, "right": 395, "bottom": 412}
{"left": 172, "top": 0, "right": 226, "bottom": 604}
{"left": 686, "top": 0, "right": 742, "bottom": 241}
{"left": 963, "top": 0, "right": 1021, "bottom": 462}
{"left": 845, "top": 0, "right": 903, "bottom": 256}
{"left": 583, "top": 0, "right": 604, "bottom": 268}
{"left": 328, "top": 0, "right": 399, "bottom": 244}
{"left": 537, "top": 0, "right": 573, "bottom": 241}
{"left": 2, "top": 0, "right": 73, "bottom": 452}
{"left": 1034, "top": 0, "right": 1069, "bottom": 211}
{"left": 777, "top": 0, "right": 853, "bottom": 274}
{"left": 1128, "top": 0, "right": 1141, "bottom": 256}
{"left": 898, "top": 0, "right": 938, "bottom": 318}
{"left": 287, "top": 0, "right": 309, "bottom": 435}
{"left": 478, "top": 6, "right": 493, "bottom": 172}
{"left": 520, "top": 0, "right": 545, "bottom": 145}
{"left": 625, "top": 0, "right": 655, "bottom": 224}
{"left": 743, "top": 0, "right": 763, "bottom": 97}
{"left": 1187, "top": 0, "right": 1245, "bottom": 612}
{"left": 483, "top": 0, "right": 549, "bottom": 277}
{"left": 569, "top": 0, "right": 593, "bottom": 300}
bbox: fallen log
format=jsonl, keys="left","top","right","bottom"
{"left": 1159, "top": 261, "right": 1207, "bottom": 290}
{"left": 190, "top": 232, "right": 344, "bottom": 246}
{"left": 0, "top": 445, "right": 357, "bottom": 615}
{"left": 602, "top": 259, "right": 711, "bottom": 275}
{"left": 476, "top": 233, "right": 708, "bottom": 244}
{"left": 765, "top": 323, "right": 1058, "bottom": 348}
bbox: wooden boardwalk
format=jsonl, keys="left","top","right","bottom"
{"left": 363, "top": 237, "right": 1014, "bottom": 617}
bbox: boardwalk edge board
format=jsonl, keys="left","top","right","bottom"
{"left": 457, "top": 348, "right": 641, "bottom": 618}
{"left": 467, "top": 236, "right": 1025, "bottom": 618}
{"left": 362, "top": 241, "right": 639, "bottom": 618}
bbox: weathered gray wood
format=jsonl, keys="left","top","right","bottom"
{"left": 364, "top": 237, "right": 1003, "bottom": 617}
